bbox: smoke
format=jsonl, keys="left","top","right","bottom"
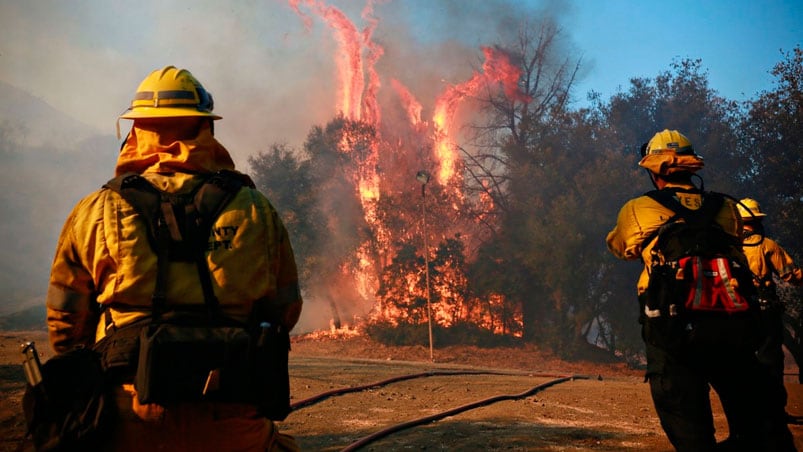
{"left": 0, "top": 0, "right": 572, "bottom": 330}
{"left": 0, "top": 0, "right": 566, "bottom": 161}
{"left": 278, "top": 0, "right": 573, "bottom": 333}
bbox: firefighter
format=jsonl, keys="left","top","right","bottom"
{"left": 606, "top": 130, "right": 795, "bottom": 451}
{"left": 46, "top": 66, "right": 302, "bottom": 451}
{"left": 739, "top": 198, "right": 803, "bottom": 422}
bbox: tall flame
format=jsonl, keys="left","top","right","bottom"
{"left": 290, "top": 0, "right": 386, "bottom": 310}
{"left": 391, "top": 79, "right": 423, "bottom": 128}
{"left": 287, "top": 1, "right": 527, "bottom": 335}
{"left": 360, "top": 1, "right": 383, "bottom": 126}
{"left": 432, "top": 46, "right": 524, "bottom": 185}
{"left": 290, "top": 0, "right": 364, "bottom": 120}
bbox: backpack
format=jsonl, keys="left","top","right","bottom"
{"left": 98, "top": 170, "right": 291, "bottom": 420}
{"left": 640, "top": 189, "right": 759, "bottom": 351}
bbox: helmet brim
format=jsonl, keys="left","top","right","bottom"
{"left": 638, "top": 153, "right": 704, "bottom": 175}
{"left": 740, "top": 213, "right": 767, "bottom": 219}
{"left": 119, "top": 107, "right": 221, "bottom": 120}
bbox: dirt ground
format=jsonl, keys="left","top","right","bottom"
{"left": 1, "top": 330, "right": 802, "bottom": 451}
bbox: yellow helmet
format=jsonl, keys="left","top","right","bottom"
{"left": 737, "top": 198, "right": 767, "bottom": 219}
{"left": 119, "top": 66, "right": 221, "bottom": 120}
{"left": 638, "top": 129, "right": 704, "bottom": 175}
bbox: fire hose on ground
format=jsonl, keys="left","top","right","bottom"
{"left": 290, "top": 369, "right": 560, "bottom": 411}
{"left": 338, "top": 374, "right": 590, "bottom": 451}
{"left": 288, "top": 370, "right": 593, "bottom": 451}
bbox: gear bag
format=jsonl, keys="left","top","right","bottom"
{"left": 21, "top": 342, "right": 116, "bottom": 452}
{"left": 641, "top": 189, "right": 759, "bottom": 351}
{"left": 99, "top": 170, "right": 291, "bottom": 420}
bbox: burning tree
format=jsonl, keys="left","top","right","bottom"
{"left": 255, "top": 0, "right": 574, "bottom": 344}
{"left": 213, "top": 4, "right": 803, "bottom": 363}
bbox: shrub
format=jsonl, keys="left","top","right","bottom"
{"left": 365, "top": 320, "right": 520, "bottom": 348}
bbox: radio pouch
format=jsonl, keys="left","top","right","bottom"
{"left": 135, "top": 319, "right": 290, "bottom": 420}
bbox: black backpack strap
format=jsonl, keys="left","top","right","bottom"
{"left": 188, "top": 170, "right": 252, "bottom": 246}
{"left": 187, "top": 171, "right": 252, "bottom": 320}
{"left": 641, "top": 189, "right": 724, "bottom": 250}
{"left": 104, "top": 174, "right": 163, "bottom": 251}
{"left": 102, "top": 171, "right": 252, "bottom": 324}
{"left": 644, "top": 189, "right": 724, "bottom": 222}
{"left": 641, "top": 190, "right": 680, "bottom": 250}
{"left": 103, "top": 174, "right": 169, "bottom": 323}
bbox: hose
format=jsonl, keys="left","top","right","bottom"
{"left": 339, "top": 374, "right": 590, "bottom": 452}
{"left": 291, "top": 369, "right": 542, "bottom": 411}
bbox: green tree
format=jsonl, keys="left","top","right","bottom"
{"left": 599, "top": 58, "right": 742, "bottom": 192}
{"left": 456, "top": 19, "right": 586, "bottom": 351}
{"left": 739, "top": 46, "right": 803, "bottom": 379}
{"left": 739, "top": 46, "right": 803, "bottom": 253}
{"left": 248, "top": 143, "right": 321, "bottom": 277}
{"left": 466, "top": 18, "right": 582, "bottom": 218}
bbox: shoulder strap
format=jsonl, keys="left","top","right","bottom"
{"left": 103, "top": 171, "right": 252, "bottom": 323}
{"left": 640, "top": 190, "right": 680, "bottom": 249}
{"left": 641, "top": 189, "right": 725, "bottom": 251}
{"left": 104, "top": 174, "right": 174, "bottom": 319}
{"left": 190, "top": 170, "right": 253, "bottom": 239}
{"left": 185, "top": 171, "right": 252, "bottom": 321}
{"left": 104, "top": 174, "right": 163, "bottom": 251}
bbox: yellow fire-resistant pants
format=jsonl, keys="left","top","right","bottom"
{"left": 105, "top": 385, "right": 299, "bottom": 452}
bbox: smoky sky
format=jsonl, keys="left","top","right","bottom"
{"left": 0, "top": 0, "right": 572, "bottom": 165}
{"left": 0, "top": 0, "right": 577, "bottom": 327}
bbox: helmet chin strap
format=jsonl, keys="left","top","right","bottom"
{"left": 691, "top": 173, "right": 704, "bottom": 191}
{"left": 641, "top": 142, "right": 660, "bottom": 190}
{"left": 119, "top": 129, "right": 131, "bottom": 152}
{"left": 646, "top": 169, "right": 659, "bottom": 190}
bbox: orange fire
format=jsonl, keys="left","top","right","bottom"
{"left": 360, "top": 0, "right": 383, "bottom": 126}
{"left": 432, "top": 46, "right": 525, "bottom": 186}
{"left": 289, "top": 1, "right": 526, "bottom": 336}
{"left": 289, "top": 0, "right": 361, "bottom": 119}
{"left": 390, "top": 79, "right": 423, "bottom": 128}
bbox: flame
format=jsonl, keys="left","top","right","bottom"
{"left": 432, "top": 90, "right": 461, "bottom": 185}
{"left": 288, "top": 1, "right": 526, "bottom": 336}
{"left": 432, "top": 46, "right": 525, "bottom": 186}
{"left": 287, "top": 0, "right": 313, "bottom": 30}
{"left": 477, "top": 179, "right": 496, "bottom": 223}
{"left": 354, "top": 243, "right": 377, "bottom": 300}
{"left": 390, "top": 79, "right": 423, "bottom": 127}
{"left": 292, "top": 8, "right": 383, "bottom": 197}
{"left": 297, "top": 323, "right": 362, "bottom": 341}
{"left": 292, "top": 0, "right": 383, "bottom": 200}
{"left": 482, "top": 293, "right": 524, "bottom": 337}
{"left": 291, "top": 0, "right": 364, "bottom": 119}
{"left": 360, "top": 0, "right": 383, "bottom": 126}
{"left": 292, "top": 0, "right": 389, "bottom": 325}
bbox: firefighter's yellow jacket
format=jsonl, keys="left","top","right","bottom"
{"left": 606, "top": 182, "right": 744, "bottom": 295}
{"left": 743, "top": 232, "right": 803, "bottom": 289}
{"left": 46, "top": 121, "right": 303, "bottom": 351}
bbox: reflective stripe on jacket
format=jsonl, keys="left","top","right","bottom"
{"left": 606, "top": 183, "right": 743, "bottom": 295}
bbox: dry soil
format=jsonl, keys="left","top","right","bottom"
{"left": 1, "top": 330, "right": 802, "bottom": 451}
